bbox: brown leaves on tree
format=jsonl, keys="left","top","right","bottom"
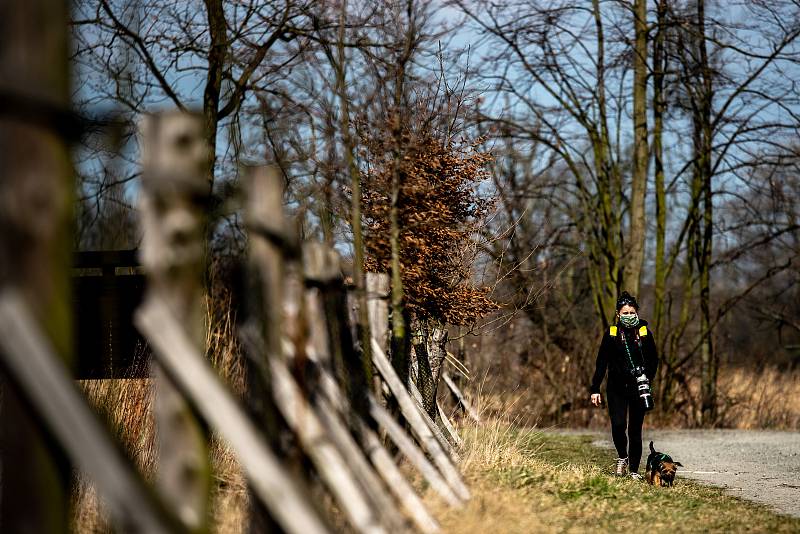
{"left": 362, "top": 129, "right": 499, "bottom": 326}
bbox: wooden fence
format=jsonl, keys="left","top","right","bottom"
{"left": 0, "top": 107, "right": 481, "bottom": 532}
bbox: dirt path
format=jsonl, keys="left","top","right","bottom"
{"left": 588, "top": 429, "right": 800, "bottom": 518}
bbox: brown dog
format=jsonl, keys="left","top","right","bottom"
{"left": 645, "top": 441, "right": 683, "bottom": 487}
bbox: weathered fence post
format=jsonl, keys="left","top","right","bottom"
{"left": 136, "top": 160, "right": 331, "bottom": 534}
{"left": 307, "top": 244, "right": 372, "bottom": 420}
{"left": 242, "top": 167, "right": 387, "bottom": 534}
{"left": 0, "top": 0, "right": 73, "bottom": 529}
{"left": 139, "top": 111, "right": 211, "bottom": 531}
{"left": 0, "top": 6, "right": 179, "bottom": 532}
{"left": 367, "top": 273, "right": 390, "bottom": 400}
{"left": 365, "top": 273, "right": 469, "bottom": 502}
{"left": 304, "top": 244, "right": 433, "bottom": 532}
{"left": 241, "top": 164, "right": 293, "bottom": 532}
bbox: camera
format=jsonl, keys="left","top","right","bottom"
{"left": 631, "top": 366, "right": 654, "bottom": 411}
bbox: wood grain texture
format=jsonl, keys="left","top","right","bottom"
{"left": 368, "top": 394, "right": 463, "bottom": 507}
{"left": 371, "top": 338, "right": 471, "bottom": 501}
{"left": 135, "top": 298, "right": 330, "bottom": 534}
{"left": 0, "top": 290, "right": 180, "bottom": 534}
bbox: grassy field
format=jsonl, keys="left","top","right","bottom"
{"left": 72, "top": 332, "right": 800, "bottom": 533}
{"left": 425, "top": 422, "right": 800, "bottom": 533}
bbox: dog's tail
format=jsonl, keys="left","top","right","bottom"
{"left": 649, "top": 441, "right": 655, "bottom": 453}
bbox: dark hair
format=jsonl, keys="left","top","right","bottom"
{"left": 616, "top": 291, "right": 639, "bottom": 312}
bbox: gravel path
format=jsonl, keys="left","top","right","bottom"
{"left": 588, "top": 429, "right": 800, "bottom": 518}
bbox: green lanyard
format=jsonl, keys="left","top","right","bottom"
{"left": 619, "top": 329, "right": 641, "bottom": 370}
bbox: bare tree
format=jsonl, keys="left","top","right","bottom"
{"left": 71, "top": 0, "right": 315, "bottom": 247}
{"left": 625, "top": 0, "right": 649, "bottom": 295}
{"left": 659, "top": 0, "right": 800, "bottom": 423}
{"left": 457, "top": 0, "right": 800, "bottom": 425}
{"left": 455, "top": 0, "right": 646, "bottom": 325}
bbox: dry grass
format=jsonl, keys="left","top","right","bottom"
{"left": 71, "top": 290, "right": 248, "bottom": 533}
{"left": 72, "top": 386, "right": 248, "bottom": 533}
{"left": 69, "top": 277, "right": 799, "bottom": 532}
{"left": 464, "top": 364, "right": 800, "bottom": 430}
{"left": 646, "top": 366, "right": 800, "bottom": 429}
{"left": 208, "top": 438, "right": 247, "bottom": 534}
{"left": 72, "top": 360, "right": 800, "bottom": 533}
{"left": 426, "top": 413, "right": 800, "bottom": 533}
{"left": 714, "top": 366, "right": 800, "bottom": 429}
{"left": 72, "top": 348, "right": 156, "bottom": 533}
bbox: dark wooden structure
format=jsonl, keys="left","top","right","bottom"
{"left": 73, "top": 250, "right": 149, "bottom": 379}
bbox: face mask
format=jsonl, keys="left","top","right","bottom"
{"left": 619, "top": 313, "right": 639, "bottom": 328}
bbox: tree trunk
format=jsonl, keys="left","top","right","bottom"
{"left": 335, "top": 0, "right": 373, "bottom": 388}
{"left": 653, "top": 0, "right": 668, "bottom": 354}
{"left": 203, "top": 0, "right": 226, "bottom": 191}
{"left": 624, "top": 0, "right": 649, "bottom": 295}
{"left": 389, "top": 48, "right": 409, "bottom": 385}
{"left": 695, "top": 0, "right": 717, "bottom": 426}
{"left": 652, "top": 0, "right": 670, "bottom": 409}
{"left": 241, "top": 166, "right": 291, "bottom": 533}
{"left": 412, "top": 322, "right": 448, "bottom": 420}
{"left": 589, "top": 0, "right": 624, "bottom": 324}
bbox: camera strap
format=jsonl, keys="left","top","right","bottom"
{"left": 633, "top": 329, "right": 647, "bottom": 368}
{"left": 619, "top": 329, "right": 645, "bottom": 370}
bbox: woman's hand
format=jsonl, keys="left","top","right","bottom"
{"left": 590, "top": 393, "right": 601, "bottom": 407}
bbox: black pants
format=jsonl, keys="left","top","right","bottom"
{"left": 607, "top": 387, "right": 646, "bottom": 472}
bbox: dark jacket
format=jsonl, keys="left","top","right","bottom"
{"left": 590, "top": 319, "right": 658, "bottom": 395}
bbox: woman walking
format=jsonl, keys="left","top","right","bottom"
{"left": 590, "top": 292, "right": 658, "bottom": 479}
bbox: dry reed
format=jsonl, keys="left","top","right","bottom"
{"left": 714, "top": 366, "right": 800, "bottom": 429}
{"left": 464, "top": 361, "right": 800, "bottom": 430}
{"left": 71, "top": 288, "right": 248, "bottom": 533}
{"left": 429, "top": 390, "right": 800, "bottom": 534}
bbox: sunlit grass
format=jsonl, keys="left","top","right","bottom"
{"left": 428, "top": 420, "right": 800, "bottom": 533}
